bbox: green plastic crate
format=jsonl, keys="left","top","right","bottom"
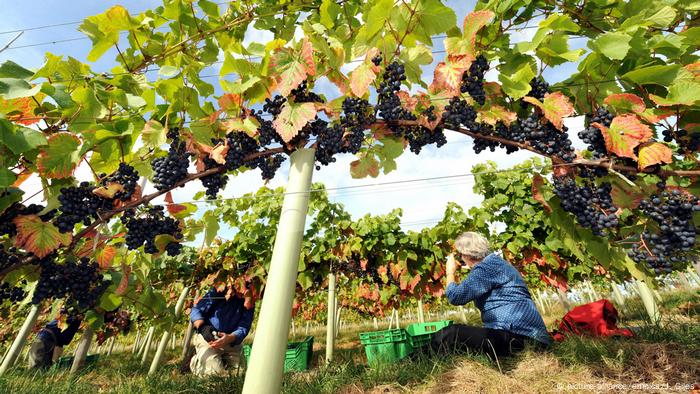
{"left": 55, "top": 354, "right": 100, "bottom": 369}
{"left": 359, "top": 328, "right": 412, "bottom": 366}
{"left": 243, "top": 336, "right": 314, "bottom": 372}
{"left": 406, "top": 320, "right": 452, "bottom": 349}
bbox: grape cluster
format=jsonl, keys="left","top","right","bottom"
{"left": 254, "top": 154, "right": 286, "bottom": 180}
{"left": 263, "top": 95, "right": 286, "bottom": 118}
{"left": 199, "top": 157, "right": 228, "bottom": 199}
{"left": 151, "top": 134, "right": 190, "bottom": 191}
{"left": 461, "top": 55, "right": 489, "bottom": 105}
{"left": 32, "top": 257, "right": 108, "bottom": 309}
{"left": 0, "top": 280, "right": 26, "bottom": 303}
{"left": 629, "top": 188, "right": 700, "bottom": 273}
{"left": 256, "top": 114, "right": 283, "bottom": 147}
{"left": 519, "top": 113, "right": 576, "bottom": 162}
{"left": 443, "top": 97, "right": 478, "bottom": 130}
{"left": 101, "top": 163, "right": 139, "bottom": 201}
{"left": 55, "top": 182, "right": 108, "bottom": 233}
{"left": 121, "top": 206, "right": 182, "bottom": 255}
{"left": 580, "top": 107, "right": 612, "bottom": 159}
{"left": 376, "top": 61, "right": 412, "bottom": 122}
{"left": 662, "top": 127, "right": 700, "bottom": 154}
{"left": 553, "top": 177, "right": 619, "bottom": 236}
{"left": 96, "top": 310, "right": 132, "bottom": 344}
{"left": 0, "top": 244, "right": 22, "bottom": 273}
{"left": 339, "top": 97, "right": 375, "bottom": 154}
{"left": 315, "top": 123, "right": 345, "bottom": 166}
{"left": 527, "top": 77, "right": 550, "bottom": 101}
{"left": 0, "top": 203, "right": 44, "bottom": 236}
{"left": 225, "top": 132, "right": 260, "bottom": 171}
{"left": 291, "top": 80, "right": 324, "bottom": 103}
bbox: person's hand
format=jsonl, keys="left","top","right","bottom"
{"left": 446, "top": 253, "right": 458, "bottom": 276}
{"left": 197, "top": 324, "right": 217, "bottom": 342}
{"left": 209, "top": 332, "right": 236, "bottom": 349}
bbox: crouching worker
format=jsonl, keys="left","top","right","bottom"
{"left": 432, "top": 232, "right": 551, "bottom": 358}
{"left": 28, "top": 314, "right": 82, "bottom": 369}
{"left": 189, "top": 286, "right": 254, "bottom": 376}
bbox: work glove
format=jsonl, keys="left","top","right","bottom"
{"left": 197, "top": 324, "right": 217, "bottom": 342}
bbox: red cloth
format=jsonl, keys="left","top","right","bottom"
{"left": 551, "top": 299, "right": 634, "bottom": 341}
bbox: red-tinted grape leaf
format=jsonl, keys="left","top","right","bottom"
{"left": 523, "top": 92, "right": 574, "bottom": 130}
{"left": 113, "top": 185, "right": 141, "bottom": 209}
{"left": 418, "top": 112, "right": 443, "bottom": 131}
{"left": 592, "top": 114, "right": 652, "bottom": 159}
{"left": 209, "top": 143, "right": 228, "bottom": 165}
{"left": 685, "top": 61, "right": 700, "bottom": 80}
{"left": 610, "top": 177, "right": 644, "bottom": 209}
{"left": 115, "top": 263, "right": 131, "bottom": 296}
{"left": 461, "top": 10, "right": 495, "bottom": 58}
{"left": 36, "top": 132, "right": 81, "bottom": 179}
{"left": 430, "top": 61, "right": 467, "bottom": 97}
{"left": 478, "top": 105, "right": 517, "bottom": 126}
{"left": 637, "top": 142, "right": 673, "bottom": 170}
{"left": 164, "top": 191, "right": 187, "bottom": 216}
{"left": 396, "top": 91, "right": 418, "bottom": 112}
{"left": 96, "top": 245, "right": 117, "bottom": 269}
{"left": 350, "top": 154, "right": 380, "bottom": 178}
{"left": 604, "top": 93, "right": 646, "bottom": 114}
{"left": 315, "top": 102, "right": 337, "bottom": 118}
{"left": 531, "top": 174, "right": 552, "bottom": 214}
{"left": 273, "top": 101, "right": 316, "bottom": 143}
{"left": 349, "top": 62, "right": 378, "bottom": 98}
{"left": 221, "top": 116, "right": 259, "bottom": 137}
{"left": 300, "top": 38, "right": 316, "bottom": 77}
{"left": 93, "top": 182, "right": 124, "bottom": 199}
{"left": 327, "top": 70, "right": 349, "bottom": 95}
{"left": 218, "top": 93, "right": 243, "bottom": 113}
{"left": 13, "top": 215, "right": 71, "bottom": 258}
{"left": 637, "top": 108, "right": 673, "bottom": 124}
{"left": 270, "top": 48, "right": 307, "bottom": 97}
{"left": 0, "top": 96, "right": 41, "bottom": 126}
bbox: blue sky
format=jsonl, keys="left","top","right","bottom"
{"left": 1, "top": 1, "right": 588, "bottom": 241}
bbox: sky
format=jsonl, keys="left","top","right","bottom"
{"left": 0, "top": 1, "right": 588, "bottom": 242}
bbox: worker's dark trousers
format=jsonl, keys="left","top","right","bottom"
{"left": 429, "top": 324, "right": 543, "bottom": 358}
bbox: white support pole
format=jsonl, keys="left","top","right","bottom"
{"left": 557, "top": 288, "right": 572, "bottom": 311}
{"left": 70, "top": 326, "right": 94, "bottom": 374}
{"left": 326, "top": 273, "right": 335, "bottom": 365}
{"left": 242, "top": 149, "right": 315, "bottom": 394}
{"left": 140, "top": 327, "right": 155, "bottom": 365}
{"left": 0, "top": 304, "right": 40, "bottom": 376}
{"left": 388, "top": 310, "right": 394, "bottom": 329}
{"left": 611, "top": 283, "right": 626, "bottom": 310}
{"left": 149, "top": 286, "right": 190, "bottom": 375}
{"left": 394, "top": 308, "right": 400, "bottom": 329}
{"left": 334, "top": 306, "right": 343, "bottom": 339}
{"left": 132, "top": 329, "right": 141, "bottom": 354}
{"left": 181, "top": 323, "right": 194, "bottom": 361}
{"left": 636, "top": 280, "right": 660, "bottom": 323}
{"left": 305, "top": 321, "right": 310, "bottom": 336}
{"left": 417, "top": 300, "right": 425, "bottom": 323}
{"left": 373, "top": 317, "right": 378, "bottom": 329}
{"left": 107, "top": 336, "right": 116, "bottom": 356}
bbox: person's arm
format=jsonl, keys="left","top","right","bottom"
{"left": 57, "top": 316, "right": 82, "bottom": 346}
{"left": 190, "top": 288, "right": 219, "bottom": 328}
{"left": 445, "top": 256, "right": 496, "bottom": 305}
{"left": 210, "top": 303, "right": 254, "bottom": 349}
{"left": 231, "top": 305, "right": 254, "bottom": 344}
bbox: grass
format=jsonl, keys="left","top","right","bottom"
{"left": 0, "top": 289, "right": 698, "bottom": 393}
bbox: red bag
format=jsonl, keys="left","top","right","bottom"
{"left": 551, "top": 299, "right": 634, "bottom": 341}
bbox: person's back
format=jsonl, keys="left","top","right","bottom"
{"left": 455, "top": 254, "right": 551, "bottom": 345}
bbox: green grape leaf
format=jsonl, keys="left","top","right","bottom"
{"left": 13, "top": 215, "right": 72, "bottom": 258}
{"left": 320, "top": 0, "right": 341, "bottom": 28}
{"left": 0, "top": 120, "right": 47, "bottom": 154}
{"left": 0, "top": 188, "right": 23, "bottom": 213}
{"left": 203, "top": 210, "right": 220, "bottom": 246}
{"left": 478, "top": 105, "right": 517, "bottom": 126}
{"left": 79, "top": 5, "right": 138, "bottom": 62}
{"left": 141, "top": 120, "right": 167, "bottom": 148}
{"left": 0, "top": 60, "right": 34, "bottom": 79}
{"left": 649, "top": 81, "right": 700, "bottom": 106}
{"left": 622, "top": 64, "right": 693, "bottom": 87}
{"left": 499, "top": 55, "right": 536, "bottom": 100}
{"left": 0, "top": 78, "right": 41, "bottom": 99}
{"left": 591, "top": 32, "right": 632, "bottom": 60}
{"left": 36, "top": 132, "right": 81, "bottom": 179}
{"left": 0, "top": 168, "right": 16, "bottom": 188}
{"left": 273, "top": 101, "right": 316, "bottom": 142}
{"left": 99, "top": 291, "right": 123, "bottom": 311}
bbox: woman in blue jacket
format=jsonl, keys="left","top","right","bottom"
{"left": 433, "top": 232, "right": 551, "bottom": 358}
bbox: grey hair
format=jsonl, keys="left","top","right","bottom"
{"left": 454, "top": 232, "right": 490, "bottom": 260}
